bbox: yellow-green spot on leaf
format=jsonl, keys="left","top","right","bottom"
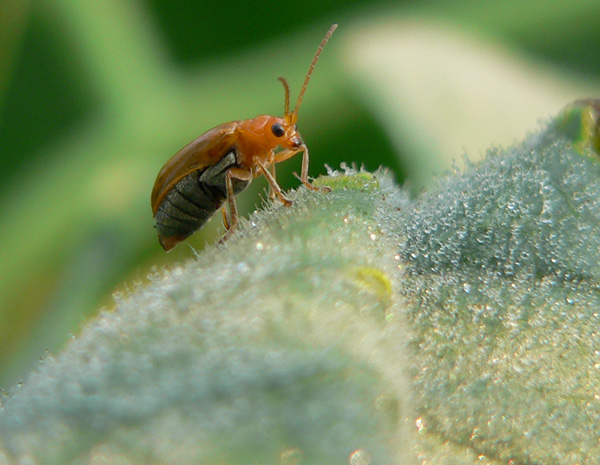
{"left": 346, "top": 266, "right": 393, "bottom": 310}
{"left": 556, "top": 99, "right": 600, "bottom": 157}
{"left": 313, "top": 172, "right": 379, "bottom": 192}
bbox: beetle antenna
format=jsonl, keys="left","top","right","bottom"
{"left": 278, "top": 77, "right": 290, "bottom": 116}
{"left": 291, "top": 23, "right": 337, "bottom": 123}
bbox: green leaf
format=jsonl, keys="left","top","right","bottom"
{"left": 402, "top": 102, "right": 600, "bottom": 463}
{"left": 0, "top": 167, "right": 412, "bottom": 464}
{"left": 2, "top": 103, "right": 600, "bottom": 463}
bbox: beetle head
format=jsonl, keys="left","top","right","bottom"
{"left": 268, "top": 115, "right": 303, "bottom": 149}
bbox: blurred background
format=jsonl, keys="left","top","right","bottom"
{"left": 1, "top": 0, "right": 599, "bottom": 389}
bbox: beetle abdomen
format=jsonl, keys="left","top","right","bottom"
{"left": 154, "top": 151, "right": 250, "bottom": 250}
{"left": 154, "top": 171, "right": 222, "bottom": 250}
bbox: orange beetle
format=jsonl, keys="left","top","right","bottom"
{"left": 151, "top": 25, "right": 337, "bottom": 251}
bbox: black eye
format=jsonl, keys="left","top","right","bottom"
{"left": 271, "top": 123, "right": 285, "bottom": 137}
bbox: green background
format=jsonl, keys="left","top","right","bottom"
{"left": 1, "top": 0, "right": 599, "bottom": 389}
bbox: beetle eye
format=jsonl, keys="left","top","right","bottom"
{"left": 271, "top": 123, "right": 285, "bottom": 137}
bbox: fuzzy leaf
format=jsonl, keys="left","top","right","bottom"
{"left": 1, "top": 101, "right": 600, "bottom": 463}
{"left": 0, "top": 169, "right": 412, "bottom": 465}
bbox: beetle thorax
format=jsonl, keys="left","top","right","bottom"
{"left": 235, "top": 115, "right": 302, "bottom": 170}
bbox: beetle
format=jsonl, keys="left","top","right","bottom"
{"left": 151, "top": 24, "right": 337, "bottom": 251}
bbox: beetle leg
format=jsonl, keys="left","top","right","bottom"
{"left": 220, "top": 168, "right": 252, "bottom": 241}
{"left": 221, "top": 207, "right": 230, "bottom": 231}
{"left": 268, "top": 164, "right": 277, "bottom": 200}
{"left": 274, "top": 146, "right": 330, "bottom": 194}
{"left": 293, "top": 145, "right": 331, "bottom": 193}
{"left": 298, "top": 145, "right": 321, "bottom": 191}
{"left": 273, "top": 148, "right": 300, "bottom": 163}
{"left": 255, "top": 158, "right": 291, "bottom": 207}
{"left": 220, "top": 170, "right": 238, "bottom": 241}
